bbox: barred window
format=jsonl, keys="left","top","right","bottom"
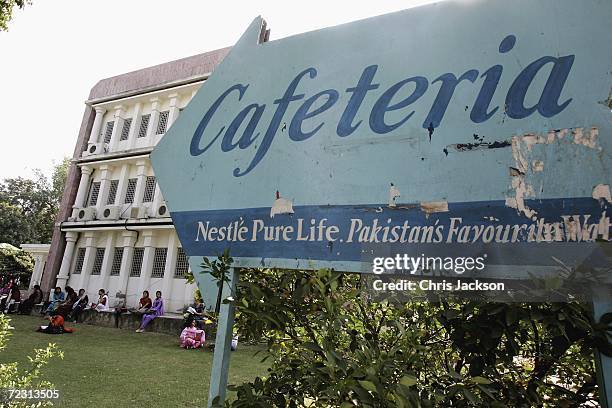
{"left": 156, "top": 111, "right": 169, "bottom": 135}
{"left": 151, "top": 248, "right": 167, "bottom": 278}
{"left": 110, "top": 248, "right": 123, "bottom": 276}
{"left": 91, "top": 248, "right": 105, "bottom": 275}
{"left": 130, "top": 248, "right": 144, "bottom": 277}
{"left": 124, "top": 178, "right": 137, "bottom": 204}
{"left": 120, "top": 118, "right": 132, "bottom": 141}
{"left": 73, "top": 248, "right": 86, "bottom": 274}
{"left": 103, "top": 121, "right": 114, "bottom": 144}
{"left": 174, "top": 248, "right": 189, "bottom": 278}
{"left": 143, "top": 176, "right": 156, "bottom": 203}
{"left": 138, "top": 114, "right": 150, "bottom": 138}
{"left": 88, "top": 181, "right": 101, "bottom": 206}
{"left": 106, "top": 180, "right": 119, "bottom": 205}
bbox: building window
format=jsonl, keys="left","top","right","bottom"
{"left": 124, "top": 178, "right": 137, "bottom": 204}
{"left": 156, "top": 111, "right": 169, "bottom": 135}
{"left": 88, "top": 181, "right": 101, "bottom": 206}
{"left": 174, "top": 248, "right": 189, "bottom": 278}
{"left": 143, "top": 176, "right": 156, "bottom": 203}
{"left": 110, "top": 248, "right": 123, "bottom": 276}
{"left": 151, "top": 248, "right": 167, "bottom": 278}
{"left": 138, "top": 114, "right": 150, "bottom": 138}
{"left": 91, "top": 248, "right": 105, "bottom": 275}
{"left": 103, "top": 121, "right": 114, "bottom": 144}
{"left": 106, "top": 180, "right": 119, "bottom": 205}
{"left": 130, "top": 247, "right": 144, "bottom": 277}
{"left": 73, "top": 247, "right": 86, "bottom": 274}
{"left": 120, "top": 118, "right": 132, "bottom": 141}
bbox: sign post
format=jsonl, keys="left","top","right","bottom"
{"left": 151, "top": 0, "right": 611, "bottom": 404}
{"left": 207, "top": 267, "right": 238, "bottom": 407}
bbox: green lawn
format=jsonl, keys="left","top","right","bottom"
{"left": 0, "top": 315, "right": 268, "bottom": 407}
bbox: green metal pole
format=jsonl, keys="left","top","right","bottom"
{"left": 207, "top": 267, "right": 238, "bottom": 407}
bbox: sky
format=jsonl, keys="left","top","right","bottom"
{"left": 0, "top": 0, "right": 438, "bottom": 180}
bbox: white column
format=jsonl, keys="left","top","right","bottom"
{"left": 127, "top": 102, "right": 142, "bottom": 150}
{"left": 95, "top": 165, "right": 113, "bottom": 214}
{"left": 99, "top": 233, "right": 115, "bottom": 297}
{"left": 161, "top": 234, "right": 178, "bottom": 309}
{"left": 77, "top": 232, "right": 96, "bottom": 293}
{"left": 150, "top": 183, "right": 163, "bottom": 216}
{"left": 56, "top": 231, "right": 79, "bottom": 289}
{"left": 108, "top": 105, "right": 125, "bottom": 152}
{"left": 167, "top": 93, "right": 180, "bottom": 129}
{"left": 137, "top": 230, "right": 155, "bottom": 296}
{"left": 145, "top": 97, "right": 160, "bottom": 139}
{"left": 133, "top": 160, "right": 148, "bottom": 206}
{"left": 88, "top": 107, "right": 106, "bottom": 145}
{"left": 72, "top": 165, "right": 93, "bottom": 216}
{"left": 118, "top": 231, "right": 137, "bottom": 306}
{"left": 115, "top": 164, "right": 130, "bottom": 212}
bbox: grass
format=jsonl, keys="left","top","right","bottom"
{"left": 0, "top": 315, "right": 268, "bottom": 407}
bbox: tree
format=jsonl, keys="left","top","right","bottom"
{"left": 0, "top": 157, "right": 70, "bottom": 247}
{"left": 0, "top": 243, "right": 33, "bottom": 287}
{"left": 0, "top": 0, "right": 30, "bottom": 31}
{"left": 214, "top": 267, "right": 611, "bottom": 407}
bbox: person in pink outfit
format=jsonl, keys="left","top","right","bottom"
{"left": 180, "top": 320, "right": 205, "bottom": 349}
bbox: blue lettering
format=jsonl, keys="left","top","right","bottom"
{"left": 369, "top": 76, "right": 428, "bottom": 134}
{"left": 337, "top": 65, "right": 379, "bottom": 137}
{"left": 289, "top": 89, "right": 339, "bottom": 141}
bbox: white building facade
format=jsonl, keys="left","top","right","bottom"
{"left": 43, "top": 48, "right": 230, "bottom": 313}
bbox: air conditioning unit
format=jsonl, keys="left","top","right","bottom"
{"left": 82, "top": 142, "right": 108, "bottom": 157}
{"left": 76, "top": 207, "right": 96, "bottom": 221}
{"left": 151, "top": 203, "right": 170, "bottom": 218}
{"left": 98, "top": 205, "right": 121, "bottom": 221}
{"left": 129, "top": 206, "right": 148, "bottom": 219}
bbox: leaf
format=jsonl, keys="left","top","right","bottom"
{"left": 358, "top": 380, "right": 377, "bottom": 393}
{"left": 400, "top": 375, "right": 417, "bottom": 387}
{"left": 471, "top": 376, "right": 491, "bottom": 385}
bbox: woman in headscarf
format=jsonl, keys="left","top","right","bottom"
{"left": 91, "top": 289, "right": 110, "bottom": 312}
{"left": 42, "top": 287, "right": 65, "bottom": 315}
{"left": 52, "top": 287, "right": 78, "bottom": 317}
{"left": 37, "top": 314, "right": 74, "bottom": 334}
{"left": 68, "top": 289, "right": 89, "bottom": 322}
{"left": 136, "top": 290, "right": 164, "bottom": 333}
{"left": 18, "top": 284, "right": 43, "bottom": 314}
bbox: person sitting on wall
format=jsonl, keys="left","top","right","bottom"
{"left": 90, "top": 289, "right": 109, "bottom": 312}
{"left": 41, "top": 287, "right": 65, "bottom": 315}
{"left": 52, "top": 287, "right": 78, "bottom": 318}
{"left": 37, "top": 314, "right": 74, "bottom": 334}
{"left": 136, "top": 291, "right": 164, "bottom": 333}
{"left": 1, "top": 285, "right": 21, "bottom": 313}
{"left": 180, "top": 319, "right": 205, "bottom": 349}
{"left": 132, "top": 290, "right": 152, "bottom": 315}
{"left": 68, "top": 289, "right": 89, "bottom": 322}
{"left": 18, "top": 284, "right": 43, "bottom": 314}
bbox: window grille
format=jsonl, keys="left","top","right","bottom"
{"left": 88, "top": 182, "right": 101, "bottom": 206}
{"left": 174, "top": 248, "right": 189, "bottom": 278}
{"left": 106, "top": 180, "right": 119, "bottom": 205}
{"left": 103, "top": 121, "right": 114, "bottom": 144}
{"left": 151, "top": 248, "right": 167, "bottom": 278}
{"left": 130, "top": 248, "right": 144, "bottom": 277}
{"left": 143, "top": 176, "right": 156, "bottom": 203}
{"left": 138, "top": 114, "right": 150, "bottom": 138}
{"left": 110, "top": 248, "right": 123, "bottom": 276}
{"left": 156, "top": 111, "right": 169, "bottom": 135}
{"left": 124, "top": 178, "right": 137, "bottom": 204}
{"left": 73, "top": 248, "right": 86, "bottom": 274}
{"left": 120, "top": 118, "right": 132, "bottom": 141}
{"left": 91, "top": 248, "right": 105, "bottom": 275}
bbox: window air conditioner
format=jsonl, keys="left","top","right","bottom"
{"left": 99, "top": 205, "right": 121, "bottom": 221}
{"left": 76, "top": 207, "right": 96, "bottom": 221}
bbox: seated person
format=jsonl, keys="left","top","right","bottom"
{"left": 52, "top": 287, "right": 78, "bottom": 317}
{"left": 1, "top": 286, "right": 21, "bottom": 313}
{"left": 42, "top": 287, "right": 65, "bottom": 315}
{"left": 131, "top": 290, "right": 152, "bottom": 314}
{"left": 68, "top": 289, "right": 89, "bottom": 322}
{"left": 18, "top": 284, "right": 44, "bottom": 314}
{"left": 90, "top": 289, "right": 109, "bottom": 312}
{"left": 180, "top": 319, "right": 205, "bottom": 349}
{"left": 37, "top": 314, "right": 74, "bottom": 334}
{"left": 136, "top": 291, "right": 164, "bottom": 333}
